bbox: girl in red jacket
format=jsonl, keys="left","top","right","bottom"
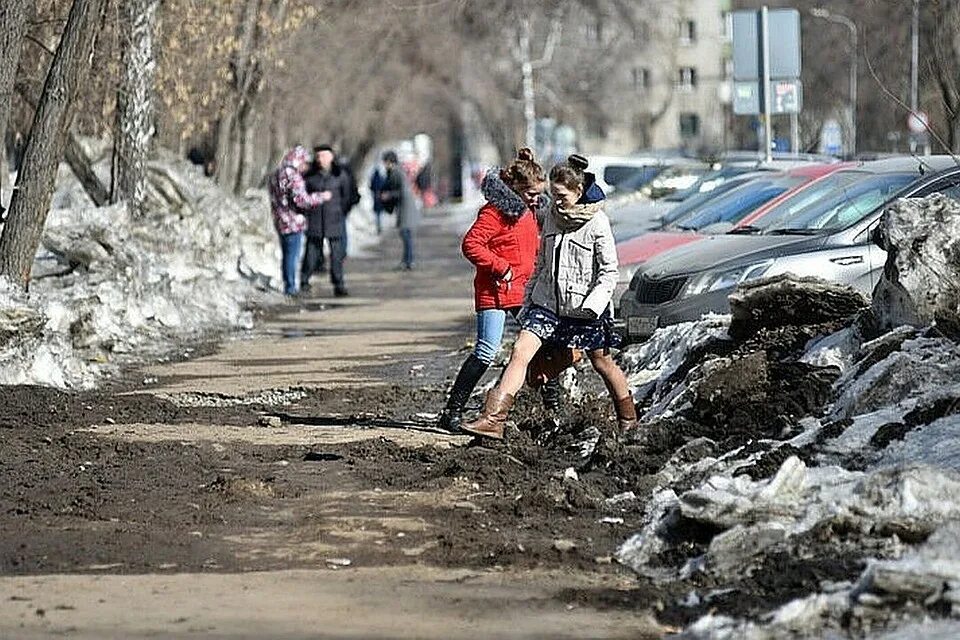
{"left": 438, "top": 148, "right": 547, "bottom": 432}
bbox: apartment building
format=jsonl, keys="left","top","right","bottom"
{"left": 576, "top": 0, "right": 732, "bottom": 155}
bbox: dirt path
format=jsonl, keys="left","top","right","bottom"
{"left": 0, "top": 213, "right": 662, "bottom": 639}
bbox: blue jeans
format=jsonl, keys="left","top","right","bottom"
{"left": 473, "top": 309, "right": 513, "bottom": 365}
{"left": 279, "top": 232, "right": 303, "bottom": 295}
{"left": 400, "top": 228, "right": 415, "bottom": 267}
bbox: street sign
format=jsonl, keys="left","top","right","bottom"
{"left": 732, "top": 9, "right": 801, "bottom": 82}
{"left": 907, "top": 111, "right": 929, "bottom": 134}
{"left": 771, "top": 80, "right": 802, "bottom": 114}
{"left": 820, "top": 119, "right": 843, "bottom": 156}
{"left": 733, "top": 82, "right": 760, "bottom": 115}
{"left": 732, "top": 9, "right": 802, "bottom": 116}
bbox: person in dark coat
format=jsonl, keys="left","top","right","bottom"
{"left": 302, "top": 144, "right": 351, "bottom": 297}
{"left": 369, "top": 164, "right": 387, "bottom": 234}
{"left": 379, "top": 150, "right": 420, "bottom": 270}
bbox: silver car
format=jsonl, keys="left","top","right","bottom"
{"left": 620, "top": 157, "right": 960, "bottom": 341}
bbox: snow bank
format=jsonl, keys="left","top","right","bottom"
{"left": 0, "top": 149, "right": 381, "bottom": 388}
{"left": 874, "top": 194, "right": 960, "bottom": 330}
{"left": 611, "top": 263, "right": 960, "bottom": 636}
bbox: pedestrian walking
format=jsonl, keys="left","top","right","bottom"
{"left": 380, "top": 150, "right": 420, "bottom": 270}
{"left": 437, "top": 148, "right": 548, "bottom": 432}
{"left": 302, "top": 144, "right": 352, "bottom": 297}
{"left": 268, "top": 146, "right": 324, "bottom": 296}
{"left": 369, "top": 163, "right": 387, "bottom": 234}
{"left": 461, "top": 154, "right": 637, "bottom": 440}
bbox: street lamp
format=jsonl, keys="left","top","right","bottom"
{"left": 811, "top": 7, "right": 858, "bottom": 156}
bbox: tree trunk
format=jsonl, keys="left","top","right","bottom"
{"left": 215, "top": 0, "right": 261, "bottom": 193}
{"left": 0, "top": 0, "right": 31, "bottom": 210}
{"left": 112, "top": 0, "right": 159, "bottom": 216}
{"left": 0, "top": 0, "right": 109, "bottom": 288}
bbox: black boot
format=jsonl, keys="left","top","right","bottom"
{"left": 540, "top": 377, "right": 563, "bottom": 413}
{"left": 437, "top": 354, "right": 488, "bottom": 432}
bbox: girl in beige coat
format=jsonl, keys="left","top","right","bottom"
{"left": 461, "top": 154, "right": 637, "bottom": 440}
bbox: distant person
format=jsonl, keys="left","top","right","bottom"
{"left": 268, "top": 146, "right": 324, "bottom": 296}
{"left": 416, "top": 160, "right": 437, "bottom": 208}
{"left": 369, "top": 163, "right": 387, "bottom": 234}
{"left": 302, "top": 144, "right": 352, "bottom": 297}
{"left": 380, "top": 150, "right": 420, "bottom": 270}
{"left": 461, "top": 154, "right": 636, "bottom": 440}
{"left": 437, "top": 148, "right": 554, "bottom": 432}
{"left": 336, "top": 155, "right": 362, "bottom": 253}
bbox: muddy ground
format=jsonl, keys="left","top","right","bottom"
{"left": 0, "top": 215, "right": 876, "bottom": 638}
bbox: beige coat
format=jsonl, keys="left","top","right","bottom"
{"left": 524, "top": 209, "right": 619, "bottom": 318}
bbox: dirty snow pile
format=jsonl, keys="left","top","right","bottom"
{"left": 0, "top": 144, "right": 378, "bottom": 389}
{"left": 609, "top": 195, "right": 960, "bottom": 637}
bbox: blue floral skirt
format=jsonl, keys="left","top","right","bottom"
{"left": 519, "top": 305, "right": 621, "bottom": 352}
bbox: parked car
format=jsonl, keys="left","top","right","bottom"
{"left": 613, "top": 164, "right": 847, "bottom": 301}
{"left": 619, "top": 157, "right": 960, "bottom": 341}
{"left": 588, "top": 155, "right": 670, "bottom": 194}
{"left": 645, "top": 163, "right": 712, "bottom": 199}
{"left": 610, "top": 170, "right": 769, "bottom": 244}
{"left": 610, "top": 171, "right": 772, "bottom": 303}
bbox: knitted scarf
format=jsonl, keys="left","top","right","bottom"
{"left": 553, "top": 200, "right": 603, "bottom": 232}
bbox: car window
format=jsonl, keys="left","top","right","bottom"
{"left": 763, "top": 173, "right": 915, "bottom": 233}
{"left": 605, "top": 165, "right": 656, "bottom": 188}
{"left": 613, "top": 166, "right": 666, "bottom": 192}
{"left": 912, "top": 174, "right": 960, "bottom": 203}
{"left": 659, "top": 177, "right": 755, "bottom": 225}
{"left": 751, "top": 171, "right": 866, "bottom": 230}
{"left": 674, "top": 176, "right": 804, "bottom": 230}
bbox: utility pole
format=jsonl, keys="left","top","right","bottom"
{"left": 760, "top": 6, "right": 773, "bottom": 162}
{"left": 910, "top": 0, "right": 919, "bottom": 153}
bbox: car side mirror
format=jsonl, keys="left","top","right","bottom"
{"left": 870, "top": 220, "right": 886, "bottom": 250}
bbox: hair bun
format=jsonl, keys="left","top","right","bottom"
{"left": 568, "top": 154, "right": 589, "bottom": 171}
{"left": 517, "top": 147, "right": 535, "bottom": 163}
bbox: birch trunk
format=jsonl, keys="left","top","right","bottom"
{"left": 0, "top": 0, "right": 109, "bottom": 287}
{"left": 112, "top": 0, "right": 160, "bottom": 216}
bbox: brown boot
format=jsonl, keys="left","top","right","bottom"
{"left": 460, "top": 388, "right": 515, "bottom": 440}
{"left": 614, "top": 395, "right": 638, "bottom": 431}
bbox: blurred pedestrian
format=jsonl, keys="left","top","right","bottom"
{"left": 380, "top": 150, "right": 420, "bottom": 270}
{"left": 268, "top": 146, "right": 324, "bottom": 296}
{"left": 369, "top": 162, "right": 387, "bottom": 234}
{"left": 437, "top": 148, "right": 549, "bottom": 432}
{"left": 302, "top": 144, "right": 352, "bottom": 297}
{"left": 461, "top": 154, "right": 637, "bottom": 440}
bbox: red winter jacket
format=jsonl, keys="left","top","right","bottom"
{"left": 462, "top": 172, "right": 541, "bottom": 310}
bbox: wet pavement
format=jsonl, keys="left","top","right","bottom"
{"left": 0, "top": 211, "right": 663, "bottom": 639}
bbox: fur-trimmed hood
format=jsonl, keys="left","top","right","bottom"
{"left": 481, "top": 170, "right": 528, "bottom": 218}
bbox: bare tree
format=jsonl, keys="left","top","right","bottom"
{"left": 112, "top": 0, "right": 160, "bottom": 216}
{"left": 0, "top": 0, "right": 109, "bottom": 287}
{"left": 0, "top": 0, "right": 32, "bottom": 208}
{"left": 926, "top": 0, "right": 960, "bottom": 152}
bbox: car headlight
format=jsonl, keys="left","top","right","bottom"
{"left": 683, "top": 260, "right": 774, "bottom": 297}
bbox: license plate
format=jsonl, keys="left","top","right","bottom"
{"left": 627, "top": 315, "right": 659, "bottom": 338}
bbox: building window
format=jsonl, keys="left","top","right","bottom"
{"left": 633, "top": 21, "right": 650, "bottom": 42}
{"left": 679, "top": 19, "right": 697, "bottom": 44}
{"left": 680, "top": 113, "right": 700, "bottom": 138}
{"left": 632, "top": 67, "right": 651, "bottom": 91}
{"left": 585, "top": 18, "right": 603, "bottom": 43}
{"left": 677, "top": 67, "right": 698, "bottom": 91}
